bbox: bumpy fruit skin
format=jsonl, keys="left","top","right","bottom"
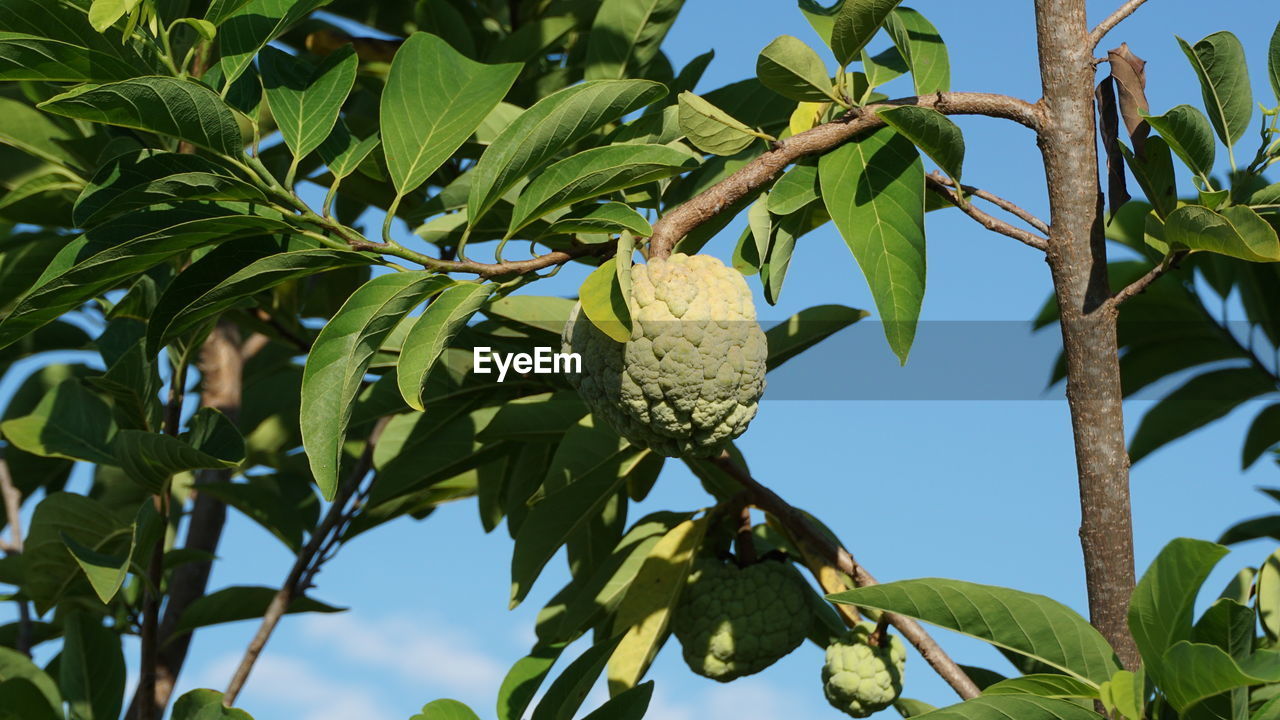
{"left": 672, "top": 557, "right": 809, "bottom": 682}
{"left": 562, "top": 253, "right": 767, "bottom": 458}
{"left": 822, "top": 622, "right": 907, "bottom": 718}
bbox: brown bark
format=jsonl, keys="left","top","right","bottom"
{"left": 1035, "top": 0, "right": 1140, "bottom": 668}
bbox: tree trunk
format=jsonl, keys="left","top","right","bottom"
{"left": 1034, "top": 0, "right": 1140, "bottom": 668}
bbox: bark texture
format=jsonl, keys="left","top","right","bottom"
{"left": 1034, "top": 0, "right": 1140, "bottom": 668}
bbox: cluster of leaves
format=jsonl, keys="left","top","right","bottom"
{"left": 828, "top": 532, "right": 1280, "bottom": 720}
{"left": 1042, "top": 23, "right": 1280, "bottom": 467}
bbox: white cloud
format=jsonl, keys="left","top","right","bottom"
{"left": 194, "top": 652, "right": 395, "bottom": 720}
{"left": 298, "top": 612, "right": 506, "bottom": 704}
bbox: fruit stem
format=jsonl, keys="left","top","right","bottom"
{"left": 867, "top": 614, "right": 891, "bottom": 648}
{"left": 735, "top": 503, "right": 757, "bottom": 566}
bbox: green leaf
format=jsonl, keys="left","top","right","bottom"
{"left": 766, "top": 304, "right": 868, "bottom": 370}
{"left": 831, "top": 0, "right": 904, "bottom": 67}
{"left": 172, "top": 689, "right": 254, "bottom": 720}
{"left": 469, "top": 80, "right": 667, "bottom": 223}
{"left": 578, "top": 262, "right": 632, "bottom": 344}
{"left": 607, "top": 516, "right": 707, "bottom": 693}
{"left": 983, "top": 674, "right": 1099, "bottom": 699}
{"left": 1129, "top": 368, "right": 1277, "bottom": 463}
{"left": 260, "top": 45, "right": 358, "bottom": 161}
{"left": 1099, "top": 669, "right": 1144, "bottom": 720}
{"left": 60, "top": 613, "right": 125, "bottom": 720}
{"left": 531, "top": 637, "right": 625, "bottom": 720}
{"left": 1244, "top": 404, "right": 1280, "bottom": 469}
{"left": 0, "top": 678, "right": 61, "bottom": 720}
{"left": 318, "top": 122, "right": 380, "bottom": 180}
{"left": 1127, "top": 538, "right": 1229, "bottom": 684}
{"left": 216, "top": 0, "right": 331, "bottom": 88}
{"left": 510, "top": 145, "right": 697, "bottom": 233}
{"left": 1271, "top": 21, "right": 1280, "bottom": 103}
{"left": 510, "top": 423, "right": 632, "bottom": 607}
{"left": 88, "top": 0, "right": 141, "bottom": 32}
{"left": 0, "top": 206, "right": 290, "bottom": 349}
{"left": 173, "top": 585, "right": 343, "bottom": 635}
{"left": 585, "top": 0, "right": 684, "bottom": 81}
{"left": 1144, "top": 105, "right": 1216, "bottom": 180}
{"left": 876, "top": 105, "right": 965, "bottom": 182}
{"left": 581, "top": 682, "right": 653, "bottom": 720}
{"left": 0, "top": 0, "right": 150, "bottom": 82}
{"left": 398, "top": 282, "right": 494, "bottom": 411}
{"left": 74, "top": 150, "right": 264, "bottom": 227}
{"left": 39, "top": 77, "right": 243, "bottom": 156}
{"left": 1117, "top": 138, "right": 1177, "bottom": 220}
{"left": 485, "top": 295, "right": 576, "bottom": 336}
{"left": 1161, "top": 644, "right": 1280, "bottom": 710}
{"left": 545, "top": 202, "right": 653, "bottom": 237}
{"left": 677, "top": 91, "right": 762, "bottom": 156}
{"left": 757, "top": 35, "right": 840, "bottom": 103}
{"left": 885, "top": 7, "right": 950, "bottom": 96}
{"left": 382, "top": 33, "right": 521, "bottom": 196}
{"left": 411, "top": 700, "right": 480, "bottom": 720}
{"left": 769, "top": 162, "right": 820, "bottom": 215}
{"left": 23, "top": 493, "right": 128, "bottom": 614}
{"left": 1178, "top": 32, "right": 1253, "bottom": 148}
{"left": 820, "top": 127, "right": 926, "bottom": 364}
{"left": 1259, "top": 550, "right": 1280, "bottom": 642}
{"left": 0, "top": 32, "right": 142, "bottom": 82}
{"left": 114, "top": 422, "right": 244, "bottom": 493}
{"left": 147, "top": 239, "right": 372, "bottom": 354}
{"left": 0, "top": 380, "right": 116, "bottom": 465}
{"left": 301, "top": 271, "right": 452, "bottom": 499}
{"left": 862, "top": 46, "right": 908, "bottom": 90}
{"left": 1162, "top": 205, "right": 1280, "bottom": 262}
{"left": 62, "top": 529, "right": 133, "bottom": 604}
{"left": 171, "top": 18, "right": 217, "bottom": 42}
{"left": 497, "top": 645, "right": 565, "bottom": 720}
{"left": 829, "top": 578, "right": 1119, "bottom": 684}
{"left": 537, "top": 512, "right": 692, "bottom": 645}
{"left": 0, "top": 98, "right": 92, "bottom": 173}
{"left": 907, "top": 695, "right": 1103, "bottom": 720}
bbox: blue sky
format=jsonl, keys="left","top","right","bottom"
{"left": 8, "top": 2, "right": 1280, "bottom": 718}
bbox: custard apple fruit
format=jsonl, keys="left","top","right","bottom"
{"left": 822, "top": 622, "right": 907, "bottom": 718}
{"left": 562, "top": 253, "right": 767, "bottom": 458}
{"left": 671, "top": 556, "right": 809, "bottom": 682}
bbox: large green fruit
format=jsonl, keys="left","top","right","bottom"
{"left": 671, "top": 556, "right": 809, "bottom": 682}
{"left": 822, "top": 622, "right": 907, "bottom": 718}
{"left": 562, "top": 253, "right": 767, "bottom": 458}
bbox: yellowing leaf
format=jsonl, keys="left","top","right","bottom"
{"left": 579, "top": 262, "right": 632, "bottom": 343}
{"left": 607, "top": 516, "right": 707, "bottom": 694}
{"left": 789, "top": 101, "right": 829, "bottom": 136}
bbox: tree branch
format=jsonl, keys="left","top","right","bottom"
{"left": 1102, "top": 251, "right": 1187, "bottom": 311}
{"left": 926, "top": 174, "right": 1050, "bottom": 251}
{"left": 127, "top": 322, "right": 245, "bottom": 719}
{"left": 710, "top": 453, "right": 981, "bottom": 700}
{"left": 222, "top": 417, "right": 389, "bottom": 707}
{"left": 927, "top": 173, "right": 1051, "bottom": 235}
{"left": 1089, "top": 0, "right": 1150, "bottom": 49}
{"left": 648, "top": 92, "right": 1043, "bottom": 259}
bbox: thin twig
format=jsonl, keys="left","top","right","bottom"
{"left": 0, "top": 458, "right": 31, "bottom": 656}
{"left": 1090, "top": 0, "right": 1151, "bottom": 49}
{"left": 735, "top": 504, "right": 757, "bottom": 566}
{"left": 648, "top": 92, "right": 1043, "bottom": 259}
{"left": 927, "top": 173, "right": 1051, "bottom": 235}
{"left": 1102, "top": 250, "right": 1188, "bottom": 311}
{"left": 926, "top": 174, "right": 1049, "bottom": 251}
{"left": 222, "top": 418, "right": 389, "bottom": 706}
{"left": 710, "top": 453, "right": 981, "bottom": 700}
